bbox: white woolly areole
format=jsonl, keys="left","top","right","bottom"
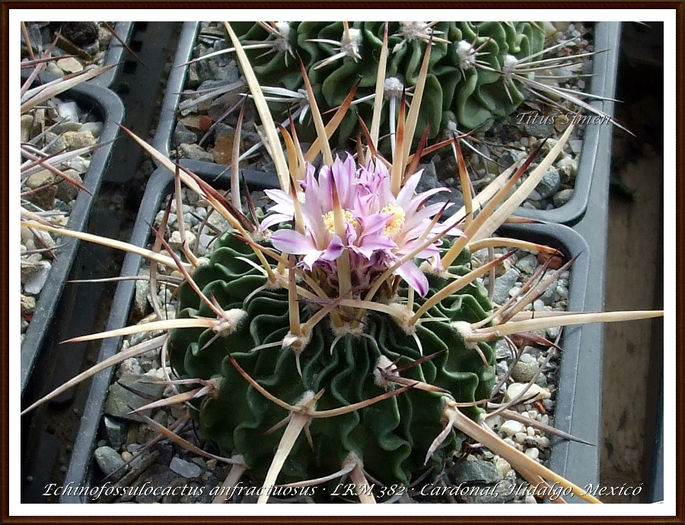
{"left": 342, "top": 27, "right": 362, "bottom": 57}
{"left": 296, "top": 390, "right": 316, "bottom": 406}
{"left": 456, "top": 40, "right": 477, "bottom": 70}
{"left": 282, "top": 329, "right": 312, "bottom": 354}
{"left": 274, "top": 22, "right": 291, "bottom": 52}
{"left": 373, "top": 354, "right": 397, "bottom": 390}
{"left": 275, "top": 21, "right": 290, "bottom": 37}
{"left": 502, "top": 54, "right": 518, "bottom": 80}
{"left": 384, "top": 76, "right": 404, "bottom": 99}
{"left": 386, "top": 302, "right": 415, "bottom": 334}
{"left": 450, "top": 320, "right": 479, "bottom": 350}
{"left": 213, "top": 308, "right": 248, "bottom": 335}
{"left": 399, "top": 21, "right": 431, "bottom": 41}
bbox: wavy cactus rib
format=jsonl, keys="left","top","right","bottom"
{"left": 169, "top": 232, "right": 495, "bottom": 488}
{"left": 230, "top": 21, "right": 545, "bottom": 147}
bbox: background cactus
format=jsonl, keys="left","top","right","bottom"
{"left": 169, "top": 232, "right": 495, "bottom": 489}
{"left": 230, "top": 21, "right": 545, "bottom": 147}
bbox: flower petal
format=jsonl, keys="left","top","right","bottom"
{"left": 396, "top": 261, "right": 429, "bottom": 297}
{"left": 270, "top": 229, "right": 316, "bottom": 255}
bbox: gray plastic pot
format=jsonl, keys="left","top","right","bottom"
{"left": 55, "top": 160, "right": 598, "bottom": 503}
{"left": 154, "top": 21, "right": 620, "bottom": 226}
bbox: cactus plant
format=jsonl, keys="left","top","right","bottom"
{"left": 229, "top": 21, "right": 545, "bottom": 148}
{"left": 21, "top": 21, "right": 661, "bottom": 505}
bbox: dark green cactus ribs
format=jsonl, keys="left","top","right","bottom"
{"left": 230, "top": 21, "right": 544, "bottom": 147}
{"left": 169, "top": 231, "right": 496, "bottom": 491}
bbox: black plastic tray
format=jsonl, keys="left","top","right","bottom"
{"left": 58, "top": 162, "right": 597, "bottom": 503}
{"left": 89, "top": 21, "right": 135, "bottom": 89}
{"left": 20, "top": 79, "right": 125, "bottom": 395}
{"left": 154, "top": 21, "right": 620, "bottom": 226}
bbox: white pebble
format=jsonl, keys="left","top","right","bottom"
{"left": 500, "top": 419, "right": 525, "bottom": 436}
{"left": 494, "top": 457, "right": 512, "bottom": 477}
{"left": 525, "top": 448, "right": 540, "bottom": 460}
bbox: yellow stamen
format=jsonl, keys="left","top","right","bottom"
{"left": 381, "top": 204, "right": 405, "bottom": 237}
{"left": 322, "top": 209, "right": 358, "bottom": 234}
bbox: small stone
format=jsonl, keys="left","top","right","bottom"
{"left": 515, "top": 254, "right": 537, "bottom": 275}
{"left": 525, "top": 447, "right": 540, "bottom": 460}
{"left": 553, "top": 188, "right": 575, "bottom": 208}
{"left": 170, "top": 456, "right": 203, "bottom": 479}
{"left": 179, "top": 143, "right": 214, "bottom": 162}
{"left": 556, "top": 284, "right": 569, "bottom": 299}
{"left": 45, "top": 62, "right": 64, "bottom": 76}
{"left": 68, "top": 156, "right": 90, "bottom": 174}
{"left": 494, "top": 457, "right": 512, "bottom": 477}
{"left": 133, "top": 269, "right": 150, "bottom": 318}
{"left": 57, "top": 101, "right": 80, "bottom": 122}
{"left": 535, "top": 166, "right": 561, "bottom": 199}
{"left": 556, "top": 156, "right": 577, "bottom": 181}
{"left": 512, "top": 354, "right": 539, "bottom": 383}
{"left": 104, "top": 374, "right": 166, "bottom": 422}
{"left": 495, "top": 361, "right": 508, "bottom": 377}
{"left": 500, "top": 419, "right": 525, "bottom": 436}
{"left": 534, "top": 374, "right": 548, "bottom": 388}
{"left": 60, "top": 21, "right": 99, "bottom": 46}
{"left": 538, "top": 436, "right": 551, "bottom": 449}
{"left": 524, "top": 437, "right": 539, "bottom": 448}
{"left": 495, "top": 339, "right": 512, "bottom": 360}
{"left": 173, "top": 122, "right": 198, "bottom": 146}
{"left": 492, "top": 268, "right": 520, "bottom": 305}
{"left": 169, "top": 230, "right": 197, "bottom": 250}
{"left": 21, "top": 114, "right": 34, "bottom": 142}
{"left": 57, "top": 56, "right": 85, "bottom": 73}
{"left": 540, "top": 281, "right": 557, "bottom": 305}
{"left": 21, "top": 294, "right": 36, "bottom": 315}
{"left": 23, "top": 261, "right": 51, "bottom": 294}
{"left": 451, "top": 459, "right": 502, "bottom": 484}
{"left": 25, "top": 170, "right": 55, "bottom": 190}
{"left": 505, "top": 383, "right": 551, "bottom": 403}
{"left": 94, "top": 446, "right": 125, "bottom": 480}
{"left": 121, "top": 451, "right": 133, "bottom": 462}
{"left": 484, "top": 414, "right": 503, "bottom": 432}
{"left": 514, "top": 432, "right": 527, "bottom": 444}
{"left": 62, "top": 130, "right": 96, "bottom": 149}
{"left": 508, "top": 285, "right": 522, "bottom": 298}
{"left": 119, "top": 357, "right": 142, "bottom": 376}
{"left": 55, "top": 170, "right": 83, "bottom": 202}
{"left": 80, "top": 121, "right": 104, "bottom": 138}
{"left": 103, "top": 416, "right": 127, "bottom": 450}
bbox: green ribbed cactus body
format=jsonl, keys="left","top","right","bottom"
{"left": 170, "top": 232, "right": 496, "bottom": 488}
{"left": 230, "top": 21, "right": 544, "bottom": 147}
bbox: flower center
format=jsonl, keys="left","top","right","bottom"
{"left": 382, "top": 204, "right": 405, "bottom": 237}
{"left": 322, "top": 209, "right": 358, "bottom": 234}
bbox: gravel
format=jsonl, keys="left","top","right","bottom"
{"left": 20, "top": 91, "right": 105, "bottom": 341}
